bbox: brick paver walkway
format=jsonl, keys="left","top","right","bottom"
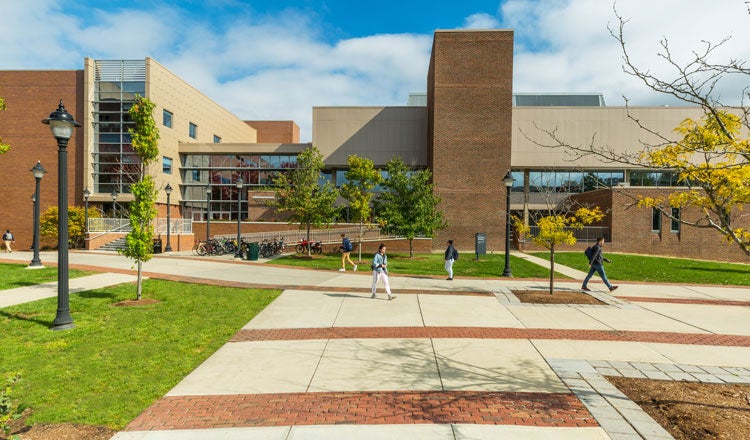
{"left": 125, "top": 391, "right": 597, "bottom": 431}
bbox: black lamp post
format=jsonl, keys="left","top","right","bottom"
{"left": 502, "top": 170, "right": 514, "bottom": 277}
{"left": 42, "top": 99, "right": 80, "bottom": 330}
{"left": 164, "top": 183, "right": 173, "bottom": 252}
{"left": 82, "top": 188, "right": 90, "bottom": 235}
{"left": 234, "top": 178, "right": 244, "bottom": 258}
{"left": 29, "top": 161, "right": 46, "bottom": 268}
{"left": 205, "top": 185, "right": 211, "bottom": 242}
{"left": 111, "top": 189, "right": 118, "bottom": 220}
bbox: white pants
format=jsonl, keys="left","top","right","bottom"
{"left": 445, "top": 258, "right": 454, "bottom": 278}
{"left": 371, "top": 270, "right": 391, "bottom": 295}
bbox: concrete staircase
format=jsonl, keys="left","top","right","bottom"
{"left": 97, "top": 236, "right": 128, "bottom": 252}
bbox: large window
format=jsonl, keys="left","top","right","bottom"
{"left": 630, "top": 171, "right": 687, "bottom": 187}
{"left": 92, "top": 60, "right": 146, "bottom": 195}
{"left": 180, "top": 153, "right": 299, "bottom": 220}
{"left": 514, "top": 170, "right": 623, "bottom": 193}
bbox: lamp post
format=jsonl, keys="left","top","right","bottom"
{"left": 164, "top": 183, "right": 173, "bottom": 252}
{"left": 42, "top": 99, "right": 81, "bottom": 330}
{"left": 83, "top": 188, "right": 90, "bottom": 235}
{"left": 234, "top": 178, "right": 244, "bottom": 258}
{"left": 111, "top": 189, "right": 118, "bottom": 220}
{"left": 29, "top": 161, "right": 46, "bottom": 268}
{"left": 205, "top": 185, "right": 211, "bottom": 242}
{"left": 502, "top": 170, "right": 514, "bottom": 277}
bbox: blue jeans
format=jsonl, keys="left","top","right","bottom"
{"left": 582, "top": 264, "right": 612, "bottom": 289}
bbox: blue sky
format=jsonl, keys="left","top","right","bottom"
{"left": 2, "top": 1, "right": 749, "bottom": 141}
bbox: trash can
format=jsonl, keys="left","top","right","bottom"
{"left": 246, "top": 242, "right": 259, "bottom": 261}
{"left": 153, "top": 238, "right": 163, "bottom": 254}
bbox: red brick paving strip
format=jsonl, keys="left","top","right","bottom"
{"left": 619, "top": 296, "right": 750, "bottom": 307}
{"left": 125, "top": 391, "right": 597, "bottom": 431}
{"left": 232, "top": 327, "right": 750, "bottom": 347}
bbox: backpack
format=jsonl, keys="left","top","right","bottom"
{"left": 584, "top": 246, "right": 595, "bottom": 261}
{"left": 452, "top": 248, "right": 459, "bottom": 260}
{"left": 343, "top": 238, "right": 353, "bottom": 252}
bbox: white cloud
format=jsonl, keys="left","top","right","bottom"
{"left": 502, "top": 0, "right": 750, "bottom": 106}
{"left": 2, "top": 0, "right": 749, "bottom": 142}
{"left": 462, "top": 13, "right": 501, "bottom": 29}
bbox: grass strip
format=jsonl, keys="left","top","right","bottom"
{"left": 0, "top": 279, "right": 281, "bottom": 429}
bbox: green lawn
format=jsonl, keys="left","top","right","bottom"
{"left": 0, "top": 263, "right": 96, "bottom": 290}
{"left": 275, "top": 251, "right": 564, "bottom": 279}
{"left": 0, "top": 279, "right": 281, "bottom": 429}
{"left": 531, "top": 251, "right": 750, "bottom": 286}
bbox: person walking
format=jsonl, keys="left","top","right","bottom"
{"left": 444, "top": 239, "right": 458, "bottom": 280}
{"left": 3, "top": 230, "right": 14, "bottom": 253}
{"left": 338, "top": 233, "right": 357, "bottom": 272}
{"left": 371, "top": 243, "right": 395, "bottom": 300}
{"left": 581, "top": 237, "right": 618, "bottom": 292}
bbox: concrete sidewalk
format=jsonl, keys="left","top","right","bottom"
{"left": 2, "top": 250, "right": 748, "bottom": 439}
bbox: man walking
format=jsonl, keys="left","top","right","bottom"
{"left": 444, "top": 239, "right": 458, "bottom": 280}
{"left": 3, "top": 230, "right": 14, "bottom": 253}
{"left": 339, "top": 233, "right": 357, "bottom": 272}
{"left": 582, "top": 237, "right": 618, "bottom": 292}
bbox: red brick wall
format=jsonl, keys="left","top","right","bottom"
{"left": 0, "top": 70, "right": 84, "bottom": 253}
{"left": 428, "top": 31, "right": 514, "bottom": 252}
{"left": 571, "top": 188, "right": 749, "bottom": 263}
{"left": 244, "top": 121, "right": 300, "bottom": 143}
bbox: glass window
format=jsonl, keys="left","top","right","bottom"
{"left": 671, "top": 208, "right": 681, "bottom": 233}
{"left": 213, "top": 135, "right": 221, "bottom": 143}
{"left": 163, "top": 110, "right": 173, "bottom": 128}
{"left": 189, "top": 122, "right": 197, "bottom": 139}
{"left": 191, "top": 170, "right": 200, "bottom": 182}
{"left": 335, "top": 170, "right": 349, "bottom": 187}
{"left": 163, "top": 156, "right": 173, "bottom": 175}
{"left": 652, "top": 208, "right": 662, "bottom": 232}
{"left": 510, "top": 171, "right": 524, "bottom": 192}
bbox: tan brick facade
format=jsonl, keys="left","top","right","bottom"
{"left": 428, "top": 30, "right": 514, "bottom": 252}
{"left": 0, "top": 70, "right": 84, "bottom": 253}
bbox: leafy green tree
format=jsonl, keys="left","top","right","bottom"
{"left": 376, "top": 156, "right": 447, "bottom": 257}
{"left": 271, "top": 146, "right": 338, "bottom": 255}
{"left": 514, "top": 206, "right": 604, "bottom": 295}
{"left": 40, "top": 206, "right": 101, "bottom": 249}
{"left": 341, "top": 155, "right": 381, "bottom": 261}
{"left": 0, "top": 96, "right": 10, "bottom": 154}
{"left": 121, "top": 96, "right": 160, "bottom": 299}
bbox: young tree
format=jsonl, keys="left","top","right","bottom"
{"left": 514, "top": 206, "right": 604, "bottom": 295}
{"left": 271, "top": 146, "right": 338, "bottom": 255}
{"left": 120, "top": 96, "right": 160, "bottom": 300}
{"left": 0, "top": 96, "right": 10, "bottom": 154}
{"left": 341, "top": 154, "right": 381, "bottom": 262}
{"left": 527, "top": 6, "right": 750, "bottom": 256}
{"left": 376, "top": 156, "right": 447, "bottom": 257}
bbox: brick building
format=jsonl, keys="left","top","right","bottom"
{"left": 0, "top": 30, "right": 747, "bottom": 263}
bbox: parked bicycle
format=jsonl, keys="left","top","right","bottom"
{"left": 192, "top": 238, "right": 227, "bottom": 256}
{"left": 295, "top": 239, "right": 323, "bottom": 254}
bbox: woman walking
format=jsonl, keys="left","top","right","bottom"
{"left": 371, "top": 243, "right": 395, "bottom": 300}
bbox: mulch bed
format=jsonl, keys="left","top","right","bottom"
{"left": 608, "top": 377, "right": 750, "bottom": 440}
{"left": 512, "top": 290, "right": 606, "bottom": 305}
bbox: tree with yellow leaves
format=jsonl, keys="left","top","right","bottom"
{"left": 515, "top": 206, "right": 604, "bottom": 295}
{"left": 526, "top": 6, "right": 750, "bottom": 257}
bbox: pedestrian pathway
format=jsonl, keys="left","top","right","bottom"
{"left": 1, "top": 250, "right": 748, "bottom": 439}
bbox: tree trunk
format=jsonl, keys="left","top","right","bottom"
{"left": 306, "top": 223, "right": 311, "bottom": 256}
{"left": 409, "top": 239, "right": 413, "bottom": 258}
{"left": 357, "top": 221, "right": 363, "bottom": 262}
{"left": 136, "top": 259, "right": 143, "bottom": 300}
{"left": 548, "top": 245, "right": 555, "bottom": 295}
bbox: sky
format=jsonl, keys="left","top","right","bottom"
{"left": 1, "top": 0, "right": 749, "bottom": 141}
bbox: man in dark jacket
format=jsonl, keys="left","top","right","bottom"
{"left": 582, "top": 237, "right": 618, "bottom": 292}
